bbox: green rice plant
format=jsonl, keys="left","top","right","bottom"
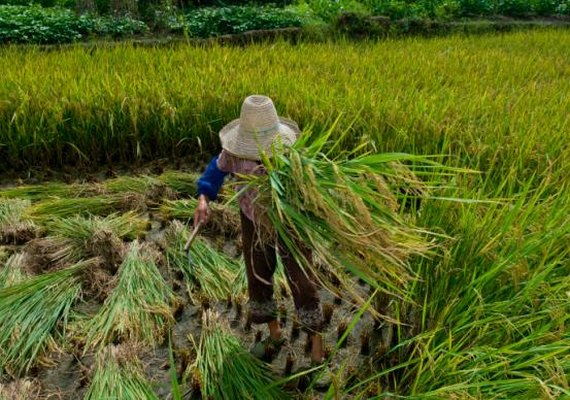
{"left": 160, "top": 199, "right": 240, "bottom": 237}
{"left": 0, "top": 260, "right": 90, "bottom": 376}
{"left": 190, "top": 310, "right": 289, "bottom": 400}
{"left": 0, "top": 253, "right": 29, "bottom": 288}
{"left": 84, "top": 241, "right": 179, "bottom": 350}
{"left": 344, "top": 177, "right": 570, "bottom": 397}
{"left": 1, "top": 30, "right": 569, "bottom": 195}
{"left": 84, "top": 345, "right": 158, "bottom": 400}
{"left": 164, "top": 221, "right": 245, "bottom": 302}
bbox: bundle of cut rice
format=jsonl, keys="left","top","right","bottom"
{"left": 241, "top": 128, "right": 456, "bottom": 305}
{"left": 190, "top": 310, "right": 288, "bottom": 400}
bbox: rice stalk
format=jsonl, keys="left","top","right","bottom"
{"left": 191, "top": 310, "right": 289, "bottom": 400}
{"left": 84, "top": 241, "right": 179, "bottom": 350}
{"left": 84, "top": 345, "right": 158, "bottom": 400}
{"left": 160, "top": 199, "right": 240, "bottom": 237}
{"left": 102, "top": 175, "right": 176, "bottom": 205}
{"left": 0, "top": 260, "right": 91, "bottom": 376}
{"left": 164, "top": 221, "right": 244, "bottom": 302}
{"left": 0, "top": 253, "right": 29, "bottom": 289}
{"left": 0, "top": 199, "right": 37, "bottom": 244}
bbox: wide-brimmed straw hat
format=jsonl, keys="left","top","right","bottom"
{"left": 219, "top": 95, "right": 300, "bottom": 160}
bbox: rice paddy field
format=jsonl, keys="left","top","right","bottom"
{"left": 0, "top": 28, "right": 569, "bottom": 399}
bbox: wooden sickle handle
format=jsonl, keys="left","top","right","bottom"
{"left": 184, "top": 221, "right": 203, "bottom": 252}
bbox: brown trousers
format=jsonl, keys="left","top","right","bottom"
{"left": 241, "top": 211, "right": 324, "bottom": 333}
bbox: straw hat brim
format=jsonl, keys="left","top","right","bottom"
{"left": 219, "top": 117, "right": 300, "bottom": 160}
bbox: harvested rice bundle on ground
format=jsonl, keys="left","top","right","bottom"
{"left": 84, "top": 344, "right": 158, "bottom": 400}
{"left": 26, "top": 213, "right": 147, "bottom": 292}
{"left": 84, "top": 241, "right": 179, "bottom": 350}
{"left": 164, "top": 221, "right": 245, "bottom": 302}
{"left": 0, "top": 260, "right": 91, "bottom": 376}
{"left": 190, "top": 310, "right": 288, "bottom": 400}
{"left": 103, "top": 175, "right": 161, "bottom": 194}
{"left": 0, "top": 253, "right": 30, "bottom": 288}
{"left": 158, "top": 171, "right": 200, "bottom": 196}
{"left": 102, "top": 175, "right": 176, "bottom": 204}
{"left": 0, "top": 199, "right": 38, "bottom": 245}
{"left": 242, "top": 129, "right": 454, "bottom": 306}
{"left": 26, "top": 192, "right": 148, "bottom": 223}
{"left": 44, "top": 211, "right": 147, "bottom": 243}
{"left": 0, "top": 182, "right": 92, "bottom": 201}
{"left": 160, "top": 199, "right": 241, "bottom": 237}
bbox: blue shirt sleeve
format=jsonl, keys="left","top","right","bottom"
{"left": 197, "top": 155, "right": 229, "bottom": 201}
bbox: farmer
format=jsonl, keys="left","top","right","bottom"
{"left": 194, "top": 95, "right": 325, "bottom": 365}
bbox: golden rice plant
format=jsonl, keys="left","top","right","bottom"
{"left": 102, "top": 175, "right": 161, "bottom": 194}
{"left": 1, "top": 31, "right": 568, "bottom": 194}
{"left": 190, "top": 310, "right": 289, "bottom": 400}
{"left": 0, "top": 260, "right": 92, "bottom": 376}
{"left": 83, "top": 241, "right": 179, "bottom": 350}
{"left": 85, "top": 345, "right": 158, "bottom": 400}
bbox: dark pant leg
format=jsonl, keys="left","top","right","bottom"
{"left": 241, "top": 211, "right": 278, "bottom": 324}
{"left": 279, "top": 241, "right": 324, "bottom": 333}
